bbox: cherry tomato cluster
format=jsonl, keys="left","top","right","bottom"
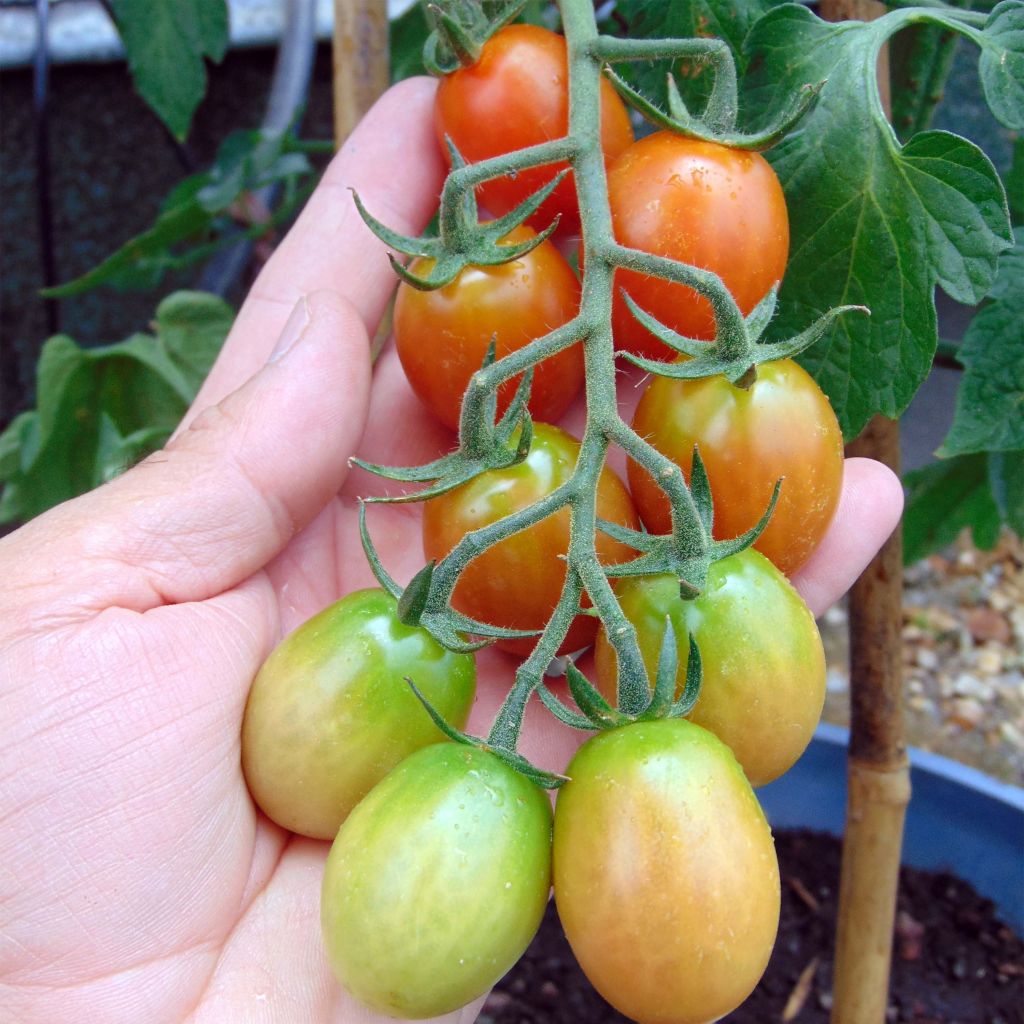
{"left": 241, "top": 19, "right": 845, "bottom": 1024}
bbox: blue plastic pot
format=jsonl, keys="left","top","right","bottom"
{"left": 759, "top": 723, "right": 1024, "bottom": 933}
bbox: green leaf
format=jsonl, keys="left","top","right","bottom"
{"left": 154, "top": 290, "right": 237, "bottom": 393}
{"left": 1007, "top": 136, "right": 1024, "bottom": 223}
{"left": 979, "top": 1, "right": 1024, "bottom": 130}
{"left": 108, "top": 0, "right": 229, "bottom": 140}
{"left": 0, "top": 292, "right": 233, "bottom": 525}
{"left": 903, "top": 453, "right": 1001, "bottom": 563}
{"left": 744, "top": 6, "right": 1013, "bottom": 439}
{"left": 989, "top": 449, "right": 1024, "bottom": 534}
{"left": 939, "top": 237, "right": 1024, "bottom": 456}
{"left": 889, "top": 5, "right": 965, "bottom": 142}
{"left": 391, "top": 3, "right": 431, "bottom": 81}
{"left": 613, "top": 0, "right": 773, "bottom": 115}
{"left": 44, "top": 131, "right": 316, "bottom": 297}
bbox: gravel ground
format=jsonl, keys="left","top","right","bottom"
{"left": 819, "top": 530, "right": 1024, "bottom": 785}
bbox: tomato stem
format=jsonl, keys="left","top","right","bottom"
{"left": 354, "top": 0, "right": 864, "bottom": 774}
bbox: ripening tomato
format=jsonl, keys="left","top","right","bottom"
{"left": 422, "top": 423, "right": 639, "bottom": 656}
{"left": 435, "top": 24, "right": 634, "bottom": 233}
{"left": 628, "top": 358, "right": 844, "bottom": 575}
{"left": 241, "top": 588, "right": 475, "bottom": 840}
{"left": 321, "top": 743, "right": 552, "bottom": 1018}
{"left": 594, "top": 549, "right": 825, "bottom": 786}
{"left": 608, "top": 133, "right": 789, "bottom": 359}
{"left": 394, "top": 225, "right": 584, "bottom": 431}
{"left": 554, "top": 719, "right": 780, "bottom": 1024}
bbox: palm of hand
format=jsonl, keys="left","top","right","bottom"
{"left": 0, "top": 79, "right": 902, "bottom": 1024}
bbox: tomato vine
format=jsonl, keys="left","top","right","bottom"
{"left": 351, "top": 0, "right": 869, "bottom": 785}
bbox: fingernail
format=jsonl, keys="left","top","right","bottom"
{"left": 269, "top": 296, "right": 311, "bottom": 363}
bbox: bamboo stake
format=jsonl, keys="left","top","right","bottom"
{"left": 333, "top": 0, "right": 391, "bottom": 357}
{"left": 833, "top": 415, "right": 909, "bottom": 1024}
{"left": 817, "top": 4, "right": 911, "bottom": 1023}
{"left": 333, "top": 0, "right": 390, "bottom": 146}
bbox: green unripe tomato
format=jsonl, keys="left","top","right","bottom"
{"left": 595, "top": 548, "right": 825, "bottom": 786}
{"left": 241, "top": 588, "right": 476, "bottom": 840}
{"left": 321, "top": 743, "right": 553, "bottom": 1018}
{"left": 554, "top": 719, "right": 780, "bottom": 1024}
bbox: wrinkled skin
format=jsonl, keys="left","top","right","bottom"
{"left": 0, "top": 79, "right": 904, "bottom": 1024}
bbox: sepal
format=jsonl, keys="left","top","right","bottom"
{"left": 406, "top": 677, "right": 568, "bottom": 789}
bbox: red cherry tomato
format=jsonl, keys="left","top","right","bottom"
{"left": 435, "top": 24, "right": 634, "bottom": 233}
{"left": 394, "top": 225, "right": 584, "bottom": 431}
{"left": 628, "top": 358, "right": 844, "bottom": 575}
{"left": 608, "top": 133, "right": 789, "bottom": 359}
{"left": 422, "top": 423, "right": 639, "bottom": 656}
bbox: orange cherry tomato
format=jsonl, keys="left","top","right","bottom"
{"left": 608, "top": 133, "right": 789, "bottom": 359}
{"left": 422, "top": 423, "right": 639, "bottom": 656}
{"left": 554, "top": 719, "right": 780, "bottom": 1023}
{"left": 394, "top": 226, "right": 584, "bottom": 431}
{"left": 628, "top": 358, "right": 843, "bottom": 575}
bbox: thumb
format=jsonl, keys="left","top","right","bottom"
{"left": 5, "top": 290, "right": 371, "bottom": 617}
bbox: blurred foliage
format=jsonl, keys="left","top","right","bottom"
{"left": 0, "top": 293, "right": 232, "bottom": 523}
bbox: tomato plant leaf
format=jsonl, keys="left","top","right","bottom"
{"left": 989, "top": 449, "right": 1024, "bottom": 536}
{"left": 939, "top": 236, "right": 1024, "bottom": 456}
{"left": 979, "top": 1, "right": 1024, "bottom": 130}
{"left": 44, "top": 131, "right": 316, "bottom": 297}
{"left": 390, "top": 2, "right": 431, "bottom": 82}
{"left": 0, "top": 292, "right": 233, "bottom": 525}
{"left": 902, "top": 453, "right": 1002, "bottom": 563}
{"left": 889, "top": 7, "right": 965, "bottom": 143}
{"left": 613, "top": 0, "right": 773, "bottom": 114}
{"left": 1007, "top": 136, "right": 1024, "bottom": 223}
{"left": 107, "top": 0, "right": 229, "bottom": 141}
{"left": 744, "top": 5, "right": 1014, "bottom": 439}
{"left": 616, "top": 0, "right": 770, "bottom": 64}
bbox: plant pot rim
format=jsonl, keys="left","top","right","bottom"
{"left": 759, "top": 723, "right": 1024, "bottom": 933}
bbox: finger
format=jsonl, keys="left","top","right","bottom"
{"left": 791, "top": 456, "right": 905, "bottom": 617}
{"left": 186, "top": 76, "right": 444, "bottom": 424}
{"left": 3, "top": 291, "right": 370, "bottom": 620}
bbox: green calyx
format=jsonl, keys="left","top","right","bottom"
{"left": 358, "top": 501, "right": 542, "bottom": 653}
{"left": 353, "top": 139, "right": 570, "bottom": 291}
{"left": 619, "top": 285, "right": 870, "bottom": 388}
{"left": 422, "top": 0, "right": 530, "bottom": 76}
{"left": 595, "top": 35, "right": 823, "bottom": 151}
{"left": 598, "top": 446, "right": 782, "bottom": 593}
{"left": 405, "top": 677, "right": 568, "bottom": 789}
{"left": 352, "top": 338, "right": 536, "bottom": 503}
{"left": 538, "top": 617, "right": 703, "bottom": 732}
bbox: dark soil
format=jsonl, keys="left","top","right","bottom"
{"left": 484, "top": 829, "right": 1024, "bottom": 1024}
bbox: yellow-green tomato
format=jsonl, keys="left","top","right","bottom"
{"left": 554, "top": 719, "right": 780, "bottom": 1024}
{"left": 594, "top": 548, "right": 825, "bottom": 786}
{"left": 321, "top": 743, "right": 553, "bottom": 1019}
{"left": 241, "top": 588, "right": 476, "bottom": 840}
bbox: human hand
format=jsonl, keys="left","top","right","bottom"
{"left": 0, "top": 77, "right": 903, "bottom": 1024}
